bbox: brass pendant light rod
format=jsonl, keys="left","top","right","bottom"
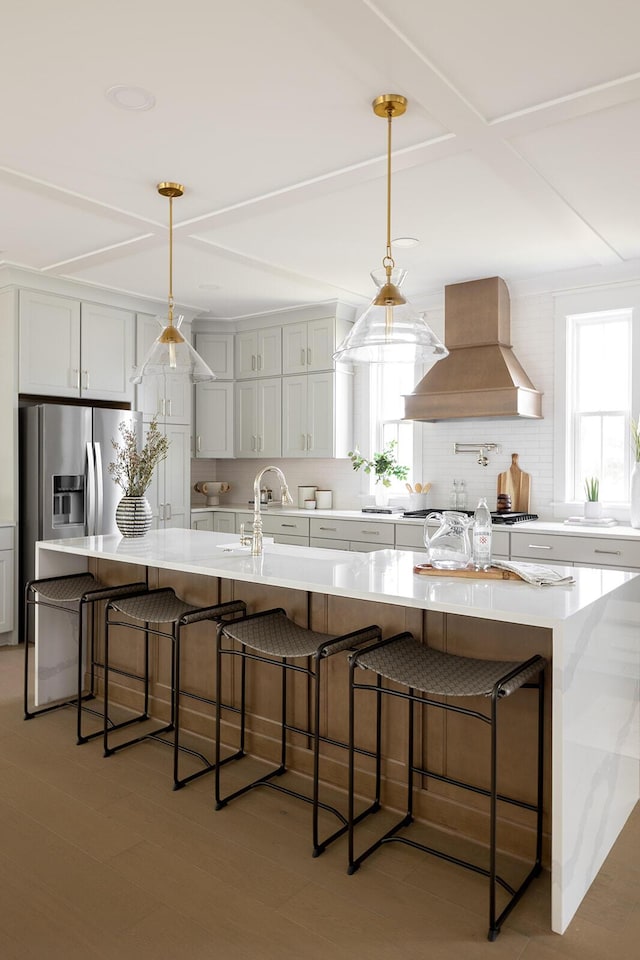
{"left": 157, "top": 181, "right": 185, "bottom": 345}
{"left": 371, "top": 95, "right": 407, "bottom": 310}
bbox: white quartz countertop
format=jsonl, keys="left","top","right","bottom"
{"left": 37, "top": 528, "right": 638, "bottom": 629}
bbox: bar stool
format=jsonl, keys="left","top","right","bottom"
{"left": 347, "top": 632, "right": 546, "bottom": 941}
{"left": 104, "top": 588, "right": 246, "bottom": 789}
{"left": 215, "top": 607, "right": 382, "bottom": 857}
{"left": 24, "top": 572, "right": 148, "bottom": 744}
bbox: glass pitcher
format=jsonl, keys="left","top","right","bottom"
{"left": 424, "top": 511, "right": 473, "bottom": 570}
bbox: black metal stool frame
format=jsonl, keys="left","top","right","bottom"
{"left": 348, "top": 632, "right": 545, "bottom": 941}
{"left": 24, "top": 573, "right": 148, "bottom": 744}
{"left": 215, "top": 607, "right": 383, "bottom": 857}
{"left": 104, "top": 589, "right": 246, "bottom": 790}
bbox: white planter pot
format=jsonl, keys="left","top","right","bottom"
{"left": 584, "top": 500, "right": 603, "bottom": 520}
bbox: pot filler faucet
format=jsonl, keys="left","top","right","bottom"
{"left": 249, "top": 466, "right": 294, "bottom": 556}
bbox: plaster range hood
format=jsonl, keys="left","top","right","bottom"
{"left": 404, "top": 276, "right": 542, "bottom": 421}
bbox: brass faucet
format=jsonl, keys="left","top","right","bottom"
{"left": 251, "top": 466, "right": 294, "bottom": 556}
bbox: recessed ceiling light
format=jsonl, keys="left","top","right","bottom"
{"left": 106, "top": 85, "right": 156, "bottom": 111}
{"left": 392, "top": 237, "right": 420, "bottom": 248}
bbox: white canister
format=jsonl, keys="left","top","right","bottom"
{"left": 315, "top": 490, "right": 333, "bottom": 509}
{"left": 298, "top": 486, "right": 317, "bottom": 508}
{"left": 304, "top": 499, "right": 316, "bottom": 510}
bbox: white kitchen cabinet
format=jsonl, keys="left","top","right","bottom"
{"left": 235, "top": 326, "right": 282, "bottom": 379}
{"left": 0, "top": 526, "right": 14, "bottom": 637}
{"left": 19, "top": 291, "right": 134, "bottom": 403}
{"left": 212, "top": 512, "right": 236, "bottom": 534}
{"left": 191, "top": 511, "right": 214, "bottom": 531}
{"left": 281, "top": 370, "right": 352, "bottom": 458}
{"left": 135, "top": 313, "right": 192, "bottom": 423}
{"left": 309, "top": 517, "right": 394, "bottom": 550}
{"left": 194, "top": 381, "right": 234, "bottom": 458}
{"left": 236, "top": 512, "right": 310, "bottom": 543}
{"left": 234, "top": 378, "right": 281, "bottom": 458}
{"left": 193, "top": 331, "right": 235, "bottom": 458}
{"left": 510, "top": 530, "right": 640, "bottom": 569}
{"left": 281, "top": 317, "right": 351, "bottom": 374}
{"left": 145, "top": 420, "right": 191, "bottom": 529}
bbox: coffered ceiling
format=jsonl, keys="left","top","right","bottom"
{"left": 2, "top": 0, "right": 639, "bottom": 319}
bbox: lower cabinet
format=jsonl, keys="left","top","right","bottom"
{"left": 146, "top": 421, "right": 191, "bottom": 529}
{"left": 191, "top": 512, "right": 214, "bottom": 531}
{"left": 0, "top": 527, "right": 14, "bottom": 637}
{"left": 235, "top": 512, "right": 310, "bottom": 543}
{"left": 212, "top": 512, "right": 236, "bottom": 534}
{"left": 309, "top": 518, "right": 394, "bottom": 550}
{"left": 510, "top": 531, "right": 640, "bottom": 568}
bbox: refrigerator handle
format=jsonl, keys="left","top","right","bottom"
{"left": 94, "top": 442, "right": 104, "bottom": 534}
{"left": 86, "top": 442, "right": 96, "bottom": 536}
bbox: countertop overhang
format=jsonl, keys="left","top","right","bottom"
{"left": 37, "top": 528, "right": 638, "bottom": 629}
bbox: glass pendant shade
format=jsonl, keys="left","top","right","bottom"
{"left": 130, "top": 316, "right": 216, "bottom": 384}
{"left": 333, "top": 268, "right": 449, "bottom": 366}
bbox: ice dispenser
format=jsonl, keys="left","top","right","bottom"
{"left": 52, "top": 475, "right": 85, "bottom": 527}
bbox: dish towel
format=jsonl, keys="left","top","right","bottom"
{"left": 492, "top": 560, "right": 576, "bottom": 586}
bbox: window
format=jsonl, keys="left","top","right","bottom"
{"left": 556, "top": 289, "right": 640, "bottom": 512}
{"left": 370, "top": 361, "right": 416, "bottom": 491}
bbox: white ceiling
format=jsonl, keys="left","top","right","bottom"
{"left": 2, "top": 0, "right": 640, "bottom": 319}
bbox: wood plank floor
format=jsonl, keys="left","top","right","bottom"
{"left": 1, "top": 644, "right": 638, "bottom": 959}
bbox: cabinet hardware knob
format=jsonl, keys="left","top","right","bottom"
{"left": 281, "top": 523, "right": 296, "bottom": 528}
{"left": 594, "top": 549, "right": 622, "bottom": 555}
{"left": 73, "top": 368, "right": 80, "bottom": 389}
{"left": 197, "top": 435, "right": 201, "bottom": 452}
{"left": 301, "top": 349, "right": 306, "bottom": 366}
{"left": 257, "top": 354, "right": 262, "bottom": 370}
{"left": 320, "top": 526, "right": 337, "bottom": 531}
{"left": 307, "top": 347, "right": 311, "bottom": 365}
{"left": 362, "top": 530, "right": 379, "bottom": 535}
{"left": 528, "top": 544, "right": 551, "bottom": 549}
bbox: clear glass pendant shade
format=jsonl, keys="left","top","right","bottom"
{"left": 130, "top": 314, "right": 216, "bottom": 384}
{"left": 333, "top": 268, "right": 449, "bottom": 366}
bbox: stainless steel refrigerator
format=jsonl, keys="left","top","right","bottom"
{"left": 19, "top": 402, "right": 142, "bottom": 597}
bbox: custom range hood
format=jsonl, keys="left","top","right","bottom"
{"left": 404, "top": 276, "right": 542, "bottom": 421}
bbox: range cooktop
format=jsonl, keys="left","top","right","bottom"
{"left": 402, "top": 508, "right": 538, "bottom": 525}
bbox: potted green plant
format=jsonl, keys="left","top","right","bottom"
{"left": 583, "top": 475, "right": 602, "bottom": 520}
{"left": 109, "top": 417, "right": 169, "bottom": 537}
{"left": 631, "top": 415, "right": 640, "bottom": 528}
{"left": 348, "top": 440, "right": 409, "bottom": 506}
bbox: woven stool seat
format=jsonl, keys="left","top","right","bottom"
{"left": 111, "top": 588, "right": 196, "bottom": 624}
{"left": 222, "top": 610, "right": 335, "bottom": 658}
{"left": 356, "top": 633, "right": 545, "bottom": 698}
{"left": 31, "top": 574, "right": 100, "bottom": 603}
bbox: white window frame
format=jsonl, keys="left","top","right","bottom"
{"left": 553, "top": 284, "right": 640, "bottom": 519}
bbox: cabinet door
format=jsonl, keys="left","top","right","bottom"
{"left": 307, "top": 318, "right": 335, "bottom": 371}
{"left": 19, "top": 291, "right": 80, "bottom": 397}
{"left": 281, "top": 376, "right": 308, "bottom": 457}
{"left": 257, "top": 327, "right": 282, "bottom": 377}
{"left": 191, "top": 513, "right": 214, "bottom": 531}
{"left": 213, "top": 512, "right": 236, "bottom": 534}
{"left": 282, "top": 323, "right": 307, "bottom": 375}
{"left": 135, "top": 313, "right": 192, "bottom": 422}
{"left": 0, "top": 548, "right": 13, "bottom": 634}
{"left": 234, "top": 381, "right": 259, "bottom": 457}
{"left": 307, "top": 372, "right": 334, "bottom": 457}
{"left": 195, "top": 382, "right": 234, "bottom": 458}
{"left": 81, "top": 303, "right": 134, "bottom": 403}
{"left": 163, "top": 422, "right": 191, "bottom": 528}
{"left": 235, "top": 331, "right": 259, "bottom": 378}
{"left": 194, "top": 332, "right": 234, "bottom": 378}
{"left": 257, "top": 378, "right": 282, "bottom": 457}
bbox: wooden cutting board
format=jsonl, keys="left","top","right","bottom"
{"left": 414, "top": 563, "right": 523, "bottom": 581}
{"left": 497, "top": 453, "right": 531, "bottom": 512}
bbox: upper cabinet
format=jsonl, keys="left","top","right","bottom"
{"left": 282, "top": 317, "right": 351, "bottom": 374}
{"left": 235, "top": 326, "right": 281, "bottom": 378}
{"left": 135, "top": 313, "right": 192, "bottom": 423}
{"left": 19, "top": 291, "right": 134, "bottom": 403}
{"left": 194, "top": 332, "right": 234, "bottom": 458}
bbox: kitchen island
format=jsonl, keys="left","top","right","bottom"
{"left": 33, "top": 528, "right": 639, "bottom": 935}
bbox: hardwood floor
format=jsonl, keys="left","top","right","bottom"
{"left": 1, "top": 644, "right": 638, "bottom": 959}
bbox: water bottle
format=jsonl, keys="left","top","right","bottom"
{"left": 473, "top": 497, "right": 492, "bottom": 571}
{"left": 457, "top": 479, "right": 467, "bottom": 510}
{"left": 449, "top": 480, "right": 458, "bottom": 509}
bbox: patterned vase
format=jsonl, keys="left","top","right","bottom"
{"left": 115, "top": 496, "right": 152, "bottom": 537}
{"left": 631, "top": 462, "right": 640, "bottom": 529}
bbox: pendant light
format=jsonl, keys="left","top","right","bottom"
{"left": 131, "top": 182, "right": 216, "bottom": 384}
{"left": 333, "top": 95, "right": 448, "bottom": 366}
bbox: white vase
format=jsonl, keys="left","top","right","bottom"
{"left": 584, "top": 500, "right": 603, "bottom": 520}
{"left": 374, "top": 484, "right": 389, "bottom": 507}
{"left": 631, "top": 462, "right": 640, "bottom": 528}
{"left": 115, "top": 496, "right": 152, "bottom": 537}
